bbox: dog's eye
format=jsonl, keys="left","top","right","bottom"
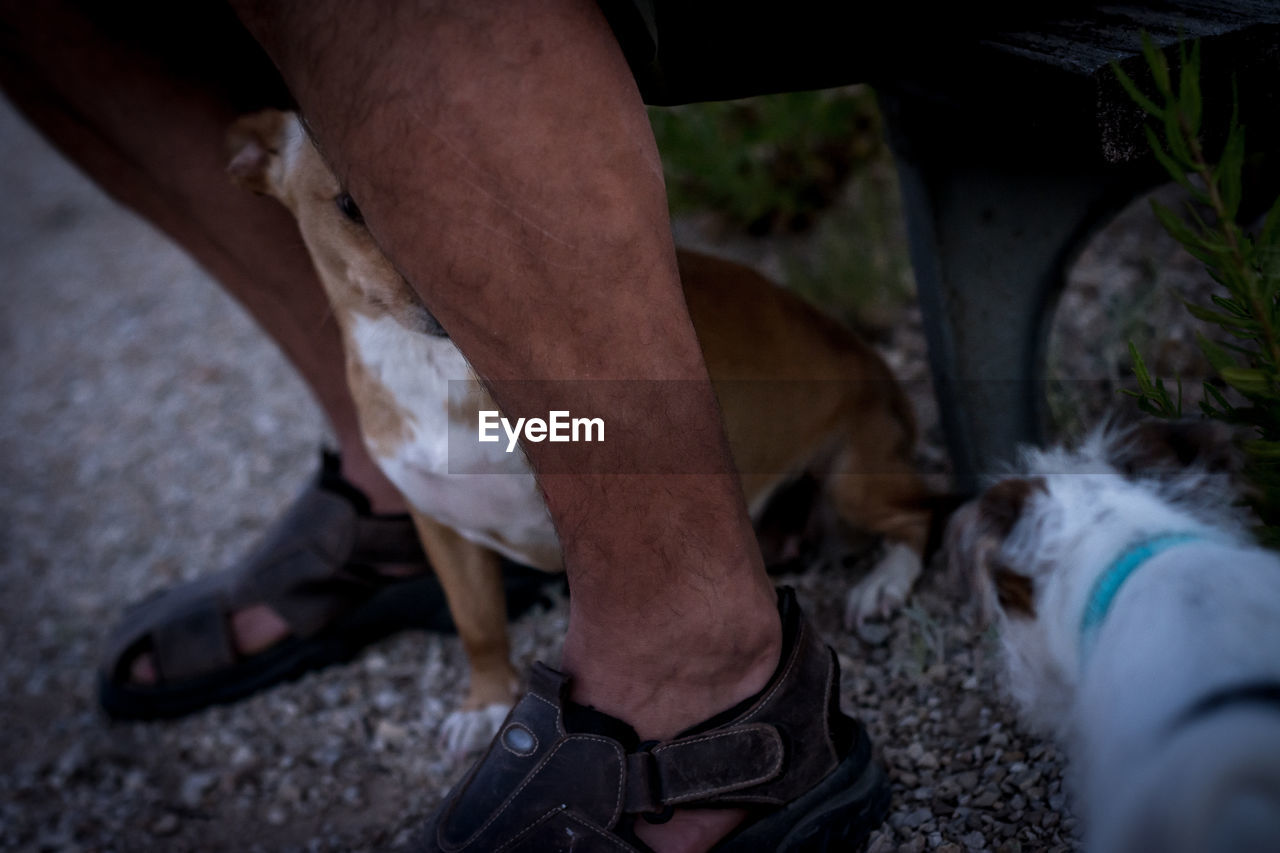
{"left": 335, "top": 192, "right": 364, "bottom": 225}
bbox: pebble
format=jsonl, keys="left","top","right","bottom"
{"left": 180, "top": 771, "right": 216, "bottom": 807}
{"left": 150, "top": 814, "right": 179, "bottom": 836}
{"left": 894, "top": 807, "right": 934, "bottom": 830}
{"left": 973, "top": 791, "right": 1000, "bottom": 809}
{"left": 374, "top": 720, "right": 409, "bottom": 750}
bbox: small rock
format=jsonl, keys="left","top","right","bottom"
{"left": 972, "top": 791, "right": 1000, "bottom": 809}
{"left": 856, "top": 622, "right": 893, "bottom": 645}
{"left": 374, "top": 720, "right": 409, "bottom": 751}
{"left": 180, "top": 771, "right": 216, "bottom": 807}
{"left": 901, "top": 807, "right": 933, "bottom": 829}
{"left": 1012, "top": 767, "right": 1042, "bottom": 791}
{"left": 150, "top": 814, "right": 179, "bottom": 836}
{"left": 230, "top": 744, "right": 256, "bottom": 769}
{"left": 279, "top": 779, "right": 302, "bottom": 804}
{"left": 54, "top": 743, "right": 87, "bottom": 781}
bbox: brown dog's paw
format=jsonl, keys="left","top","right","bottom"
{"left": 225, "top": 109, "right": 288, "bottom": 194}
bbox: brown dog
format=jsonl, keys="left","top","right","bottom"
{"left": 228, "top": 109, "right": 932, "bottom": 751}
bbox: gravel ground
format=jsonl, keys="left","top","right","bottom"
{"left": 1, "top": 94, "right": 1214, "bottom": 852}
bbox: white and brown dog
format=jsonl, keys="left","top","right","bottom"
{"left": 227, "top": 109, "right": 934, "bottom": 751}
{"left": 948, "top": 421, "right": 1280, "bottom": 853}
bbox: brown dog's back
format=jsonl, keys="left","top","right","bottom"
{"left": 679, "top": 250, "right": 929, "bottom": 564}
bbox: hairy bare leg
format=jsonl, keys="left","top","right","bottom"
{"left": 233, "top": 1, "right": 782, "bottom": 848}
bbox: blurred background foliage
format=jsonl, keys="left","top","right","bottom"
{"left": 647, "top": 86, "right": 915, "bottom": 336}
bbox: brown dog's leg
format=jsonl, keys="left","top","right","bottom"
{"left": 826, "top": 403, "right": 933, "bottom": 629}
{"left": 409, "top": 513, "right": 519, "bottom": 752}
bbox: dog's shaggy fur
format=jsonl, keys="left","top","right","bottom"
{"left": 948, "top": 422, "right": 1280, "bottom": 853}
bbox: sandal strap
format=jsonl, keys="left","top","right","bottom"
{"left": 233, "top": 483, "right": 424, "bottom": 639}
{"left": 101, "top": 452, "right": 430, "bottom": 684}
{"left": 422, "top": 588, "right": 853, "bottom": 853}
{"left": 351, "top": 513, "right": 428, "bottom": 565}
{"left": 150, "top": 593, "right": 237, "bottom": 682}
{"left": 622, "top": 723, "right": 784, "bottom": 814}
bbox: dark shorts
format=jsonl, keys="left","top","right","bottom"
{"left": 595, "top": 1, "right": 1097, "bottom": 106}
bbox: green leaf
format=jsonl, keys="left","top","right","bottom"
{"left": 1113, "top": 61, "right": 1164, "bottom": 117}
{"left": 1151, "top": 198, "right": 1201, "bottom": 246}
{"left": 1210, "top": 293, "right": 1250, "bottom": 318}
{"left": 1129, "top": 341, "right": 1153, "bottom": 388}
{"left": 1181, "top": 40, "right": 1203, "bottom": 136}
{"left": 1163, "top": 105, "right": 1192, "bottom": 165}
{"left": 1186, "top": 302, "right": 1257, "bottom": 329}
{"left": 1244, "top": 439, "right": 1280, "bottom": 459}
{"left": 1197, "top": 333, "right": 1239, "bottom": 372}
{"left": 1203, "top": 381, "right": 1235, "bottom": 416}
{"left": 1218, "top": 125, "right": 1246, "bottom": 221}
{"left": 1145, "top": 126, "right": 1192, "bottom": 186}
{"left": 1141, "top": 32, "right": 1172, "bottom": 98}
{"left": 1222, "top": 366, "right": 1273, "bottom": 395}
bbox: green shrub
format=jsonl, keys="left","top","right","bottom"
{"left": 1119, "top": 37, "right": 1280, "bottom": 541}
{"left": 648, "top": 87, "right": 883, "bottom": 235}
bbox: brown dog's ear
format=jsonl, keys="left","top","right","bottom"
{"left": 1112, "top": 419, "right": 1240, "bottom": 478}
{"left": 945, "top": 477, "right": 1045, "bottom": 623}
{"left": 976, "top": 477, "right": 1046, "bottom": 539}
{"left": 976, "top": 477, "right": 1045, "bottom": 618}
{"left": 226, "top": 109, "right": 287, "bottom": 195}
{"left": 991, "top": 564, "right": 1035, "bottom": 616}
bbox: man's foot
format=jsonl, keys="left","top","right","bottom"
{"left": 98, "top": 451, "right": 556, "bottom": 720}
{"left": 416, "top": 588, "right": 891, "bottom": 853}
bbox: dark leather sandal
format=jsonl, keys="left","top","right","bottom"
{"left": 98, "top": 451, "right": 556, "bottom": 721}
{"left": 416, "top": 587, "right": 890, "bottom": 852}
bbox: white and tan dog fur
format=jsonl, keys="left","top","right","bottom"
{"left": 948, "top": 422, "right": 1280, "bottom": 853}
{"left": 228, "top": 109, "right": 933, "bottom": 751}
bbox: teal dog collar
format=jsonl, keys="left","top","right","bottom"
{"left": 1079, "top": 533, "right": 1208, "bottom": 661}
